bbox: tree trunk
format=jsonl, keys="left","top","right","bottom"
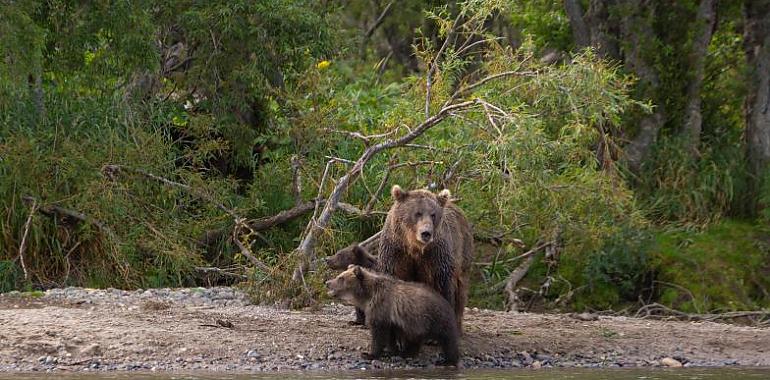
{"left": 585, "top": 0, "right": 621, "bottom": 60}
{"left": 618, "top": 0, "right": 666, "bottom": 172}
{"left": 564, "top": 0, "right": 590, "bottom": 48}
{"left": 744, "top": 0, "right": 770, "bottom": 211}
{"left": 682, "top": 0, "right": 719, "bottom": 154}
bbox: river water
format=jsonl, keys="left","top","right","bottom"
{"left": 3, "top": 368, "right": 770, "bottom": 380}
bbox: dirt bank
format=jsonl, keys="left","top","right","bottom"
{"left": 0, "top": 288, "right": 768, "bottom": 372}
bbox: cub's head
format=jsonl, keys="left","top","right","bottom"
{"left": 325, "top": 265, "right": 370, "bottom": 307}
{"left": 325, "top": 243, "right": 377, "bottom": 270}
{"left": 390, "top": 185, "right": 451, "bottom": 248}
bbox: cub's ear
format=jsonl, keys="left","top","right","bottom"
{"left": 437, "top": 189, "right": 451, "bottom": 207}
{"left": 347, "top": 264, "right": 355, "bottom": 270}
{"left": 391, "top": 185, "right": 408, "bottom": 202}
{"left": 353, "top": 265, "right": 365, "bottom": 280}
{"left": 353, "top": 245, "right": 366, "bottom": 258}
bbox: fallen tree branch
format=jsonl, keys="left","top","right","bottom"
{"left": 505, "top": 254, "right": 537, "bottom": 313}
{"left": 634, "top": 302, "right": 770, "bottom": 324}
{"left": 502, "top": 242, "right": 553, "bottom": 312}
{"left": 195, "top": 266, "right": 248, "bottom": 279}
{"left": 23, "top": 196, "right": 119, "bottom": 244}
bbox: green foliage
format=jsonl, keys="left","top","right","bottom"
{"left": 0, "top": 0, "right": 767, "bottom": 317}
{"left": 638, "top": 136, "right": 742, "bottom": 227}
{"left": 653, "top": 220, "right": 770, "bottom": 312}
{"left": 508, "top": 0, "right": 572, "bottom": 51}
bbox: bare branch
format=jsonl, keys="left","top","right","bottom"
{"left": 364, "top": 1, "right": 393, "bottom": 40}
{"left": 18, "top": 197, "right": 37, "bottom": 281}
{"left": 324, "top": 128, "right": 398, "bottom": 145}
{"left": 480, "top": 101, "right": 502, "bottom": 136}
{"left": 505, "top": 254, "right": 537, "bottom": 313}
{"left": 291, "top": 156, "right": 302, "bottom": 207}
{"left": 360, "top": 231, "right": 382, "bottom": 251}
{"left": 232, "top": 219, "right": 270, "bottom": 273}
{"left": 454, "top": 70, "right": 537, "bottom": 99}
{"left": 23, "top": 196, "right": 118, "bottom": 242}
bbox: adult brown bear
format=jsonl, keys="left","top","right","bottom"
{"left": 377, "top": 185, "right": 473, "bottom": 331}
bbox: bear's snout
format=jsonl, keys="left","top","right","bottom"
{"left": 420, "top": 231, "right": 432, "bottom": 241}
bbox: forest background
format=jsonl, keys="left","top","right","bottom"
{"left": 2, "top": 0, "right": 769, "bottom": 315}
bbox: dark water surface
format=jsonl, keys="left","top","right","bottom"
{"left": 3, "top": 368, "right": 770, "bottom": 380}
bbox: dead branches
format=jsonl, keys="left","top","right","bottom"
{"left": 22, "top": 196, "right": 119, "bottom": 244}
{"left": 232, "top": 219, "right": 270, "bottom": 273}
{"left": 18, "top": 197, "right": 37, "bottom": 281}
{"left": 634, "top": 303, "right": 770, "bottom": 325}
{"left": 504, "top": 241, "right": 552, "bottom": 312}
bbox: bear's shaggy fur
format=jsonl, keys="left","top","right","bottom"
{"left": 377, "top": 185, "right": 473, "bottom": 332}
{"left": 325, "top": 265, "right": 460, "bottom": 365}
{"left": 325, "top": 243, "right": 378, "bottom": 325}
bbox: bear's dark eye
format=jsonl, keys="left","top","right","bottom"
{"left": 431, "top": 213, "right": 436, "bottom": 219}
{"left": 415, "top": 212, "right": 422, "bottom": 218}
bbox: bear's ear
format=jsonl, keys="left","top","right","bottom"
{"left": 437, "top": 189, "right": 451, "bottom": 207}
{"left": 391, "top": 185, "right": 408, "bottom": 202}
{"left": 353, "top": 265, "right": 365, "bottom": 280}
{"left": 353, "top": 245, "right": 365, "bottom": 258}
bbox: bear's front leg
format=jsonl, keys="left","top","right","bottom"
{"left": 348, "top": 307, "right": 366, "bottom": 327}
{"left": 362, "top": 323, "right": 391, "bottom": 360}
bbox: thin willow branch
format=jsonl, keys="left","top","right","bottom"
{"left": 102, "top": 164, "right": 238, "bottom": 219}
{"left": 324, "top": 128, "right": 397, "bottom": 145}
{"left": 425, "top": 13, "right": 463, "bottom": 119}
{"left": 453, "top": 70, "right": 538, "bottom": 99}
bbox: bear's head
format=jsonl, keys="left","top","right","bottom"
{"left": 325, "top": 243, "right": 377, "bottom": 270}
{"left": 325, "top": 264, "right": 369, "bottom": 307}
{"left": 390, "top": 185, "right": 451, "bottom": 248}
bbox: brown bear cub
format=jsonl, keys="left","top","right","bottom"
{"left": 325, "top": 265, "right": 460, "bottom": 366}
{"left": 377, "top": 185, "right": 474, "bottom": 332}
{"left": 325, "top": 243, "right": 377, "bottom": 270}
{"left": 325, "top": 243, "right": 378, "bottom": 325}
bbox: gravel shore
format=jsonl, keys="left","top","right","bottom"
{"left": 0, "top": 287, "right": 768, "bottom": 373}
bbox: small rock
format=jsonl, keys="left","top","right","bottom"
{"left": 531, "top": 360, "right": 542, "bottom": 369}
{"left": 80, "top": 343, "right": 101, "bottom": 356}
{"left": 571, "top": 312, "right": 599, "bottom": 321}
{"left": 661, "top": 357, "right": 683, "bottom": 367}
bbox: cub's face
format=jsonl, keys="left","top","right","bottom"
{"left": 325, "top": 265, "right": 365, "bottom": 307}
{"left": 325, "top": 244, "right": 374, "bottom": 270}
{"left": 391, "top": 185, "right": 450, "bottom": 247}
